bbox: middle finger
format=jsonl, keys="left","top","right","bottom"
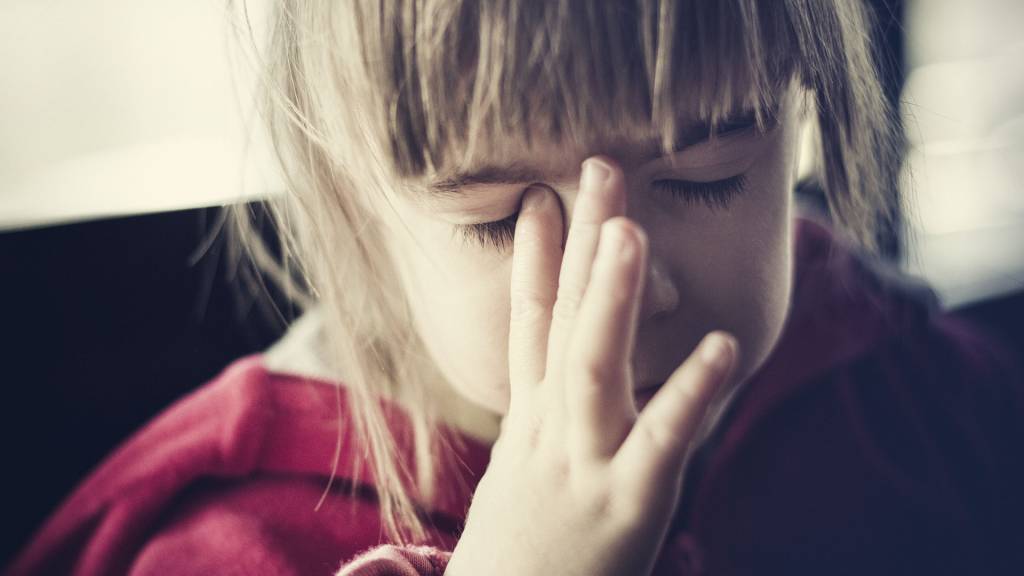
{"left": 545, "top": 157, "right": 627, "bottom": 397}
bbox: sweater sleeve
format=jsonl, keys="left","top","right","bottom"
{"left": 335, "top": 545, "right": 451, "bottom": 576}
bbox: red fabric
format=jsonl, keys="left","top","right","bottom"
{"left": 7, "top": 217, "right": 1023, "bottom": 575}
{"left": 5, "top": 354, "right": 481, "bottom": 576}
{"left": 336, "top": 546, "right": 450, "bottom": 576}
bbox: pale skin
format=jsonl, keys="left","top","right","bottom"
{"left": 370, "top": 85, "right": 804, "bottom": 572}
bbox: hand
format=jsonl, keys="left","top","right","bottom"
{"left": 445, "top": 157, "right": 737, "bottom": 576}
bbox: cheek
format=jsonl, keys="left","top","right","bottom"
{"left": 674, "top": 228, "right": 790, "bottom": 382}
{"left": 728, "top": 228, "right": 792, "bottom": 385}
{"left": 711, "top": 156, "right": 794, "bottom": 384}
{"left": 660, "top": 138, "right": 794, "bottom": 386}
{"left": 394, "top": 237, "right": 515, "bottom": 414}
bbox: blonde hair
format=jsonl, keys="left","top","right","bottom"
{"left": 229, "top": 0, "right": 900, "bottom": 543}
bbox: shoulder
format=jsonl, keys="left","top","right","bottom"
{"left": 688, "top": 217, "right": 1024, "bottom": 574}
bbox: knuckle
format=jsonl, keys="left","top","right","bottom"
{"left": 635, "top": 415, "right": 686, "bottom": 454}
{"left": 509, "top": 291, "right": 552, "bottom": 325}
{"left": 555, "top": 276, "right": 586, "bottom": 308}
{"left": 567, "top": 343, "right": 621, "bottom": 386}
{"left": 510, "top": 272, "right": 555, "bottom": 305}
{"left": 609, "top": 493, "right": 647, "bottom": 530}
{"left": 669, "top": 365, "right": 713, "bottom": 408}
{"left": 551, "top": 290, "right": 583, "bottom": 325}
{"left": 581, "top": 472, "right": 643, "bottom": 528}
{"left": 578, "top": 482, "right": 614, "bottom": 520}
{"left": 504, "top": 409, "right": 545, "bottom": 451}
{"left": 668, "top": 377, "right": 703, "bottom": 408}
{"left": 544, "top": 450, "right": 571, "bottom": 484}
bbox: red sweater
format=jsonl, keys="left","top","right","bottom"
{"left": 7, "top": 217, "right": 1023, "bottom": 575}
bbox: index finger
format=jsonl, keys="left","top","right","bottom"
{"left": 507, "top": 185, "right": 564, "bottom": 401}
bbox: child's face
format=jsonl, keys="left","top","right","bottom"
{"left": 375, "top": 86, "right": 801, "bottom": 418}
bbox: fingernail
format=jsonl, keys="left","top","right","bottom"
{"left": 700, "top": 333, "right": 733, "bottom": 371}
{"left": 521, "top": 185, "right": 549, "bottom": 214}
{"left": 581, "top": 158, "right": 610, "bottom": 190}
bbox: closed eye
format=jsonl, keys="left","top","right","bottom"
{"left": 453, "top": 212, "right": 521, "bottom": 252}
{"left": 653, "top": 173, "right": 747, "bottom": 210}
{"left": 452, "top": 174, "right": 748, "bottom": 251}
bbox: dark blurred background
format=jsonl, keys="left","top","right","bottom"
{"left": 0, "top": 207, "right": 295, "bottom": 566}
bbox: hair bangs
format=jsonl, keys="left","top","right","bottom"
{"left": 362, "top": 0, "right": 808, "bottom": 183}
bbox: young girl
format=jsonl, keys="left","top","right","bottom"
{"left": 9, "top": 1, "right": 1022, "bottom": 575}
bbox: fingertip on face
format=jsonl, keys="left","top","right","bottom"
{"left": 520, "top": 185, "right": 554, "bottom": 214}
{"left": 597, "top": 216, "right": 649, "bottom": 265}
{"left": 579, "top": 155, "right": 628, "bottom": 211}
{"left": 516, "top": 184, "right": 566, "bottom": 252}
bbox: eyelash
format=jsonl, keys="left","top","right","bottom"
{"left": 453, "top": 174, "right": 748, "bottom": 251}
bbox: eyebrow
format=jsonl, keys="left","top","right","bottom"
{"left": 427, "top": 107, "right": 770, "bottom": 196}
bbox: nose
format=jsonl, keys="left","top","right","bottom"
{"left": 637, "top": 249, "right": 679, "bottom": 322}
{"left": 567, "top": 154, "right": 679, "bottom": 322}
{"left": 614, "top": 163, "right": 679, "bottom": 323}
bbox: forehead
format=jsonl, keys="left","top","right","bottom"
{"left": 425, "top": 128, "right": 696, "bottom": 195}
{"left": 419, "top": 99, "right": 785, "bottom": 199}
{"left": 414, "top": 74, "right": 799, "bottom": 198}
